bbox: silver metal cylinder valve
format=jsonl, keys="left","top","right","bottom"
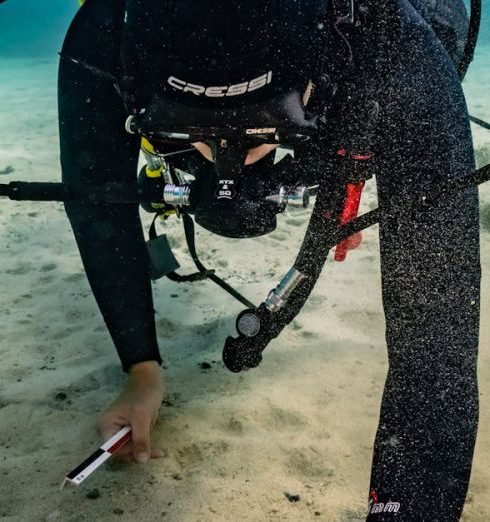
{"left": 266, "top": 186, "right": 310, "bottom": 210}
{"left": 285, "top": 186, "right": 310, "bottom": 208}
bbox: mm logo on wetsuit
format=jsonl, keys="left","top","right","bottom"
{"left": 369, "top": 501, "right": 401, "bottom": 515}
{"left": 168, "top": 71, "right": 273, "bottom": 97}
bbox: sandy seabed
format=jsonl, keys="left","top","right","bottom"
{"left": 0, "top": 47, "right": 489, "bottom": 521}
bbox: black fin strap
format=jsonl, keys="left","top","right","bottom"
{"left": 181, "top": 213, "right": 256, "bottom": 309}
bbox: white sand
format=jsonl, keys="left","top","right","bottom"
{"left": 0, "top": 50, "right": 489, "bottom": 521}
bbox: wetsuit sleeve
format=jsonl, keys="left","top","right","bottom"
{"left": 58, "top": 0, "right": 162, "bottom": 372}
{"left": 361, "top": 1, "right": 479, "bottom": 519}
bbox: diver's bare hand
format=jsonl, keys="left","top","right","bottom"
{"left": 98, "top": 361, "right": 165, "bottom": 463}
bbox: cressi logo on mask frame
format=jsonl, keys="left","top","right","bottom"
{"left": 168, "top": 71, "right": 273, "bottom": 97}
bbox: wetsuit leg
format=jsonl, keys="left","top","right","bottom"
{"left": 58, "top": 0, "right": 161, "bottom": 371}
{"left": 366, "top": 3, "right": 480, "bottom": 520}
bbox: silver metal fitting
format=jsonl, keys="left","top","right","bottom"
{"left": 266, "top": 186, "right": 310, "bottom": 210}
{"left": 146, "top": 155, "right": 163, "bottom": 173}
{"left": 163, "top": 184, "right": 191, "bottom": 206}
{"left": 265, "top": 267, "right": 306, "bottom": 312}
{"left": 285, "top": 186, "right": 310, "bottom": 208}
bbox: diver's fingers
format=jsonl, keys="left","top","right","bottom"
{"left": 112, "top": 446, "right": 163, "bottom": 463}
{"left": 98, "top": 411, "right": 127, "bottom": 436}
{"left": 97, "top": 415, "right": 133, "bottom": 458}
{"left": 130, "top": 408, "right": 153, "bottom": 463}
{"left": 150, "top": 448, "right": 165, "bottom": 459}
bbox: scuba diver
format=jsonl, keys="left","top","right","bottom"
{"left": 52, "top": 0, "right": 482, "bottom": 519}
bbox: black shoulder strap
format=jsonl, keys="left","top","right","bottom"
{"left": 179, "top": 213, "right": 256, "bottom": 309}
{"left": 148, "top": 212, "right": 256, "bottom": 309}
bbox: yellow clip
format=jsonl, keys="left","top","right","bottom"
{"left": 141, "top": 137, "right": 157, "bottom": 155}
{"left": 151, "top": 202, "right": 166, "bottom": 210}
{"left": 146, "top": 165, "right": 163, "bottom": 178}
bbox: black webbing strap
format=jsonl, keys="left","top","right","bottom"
{"left": 331, "top": 160, "right": 490, "bottom": 245}
{"left": 457, "top": 0, "right": 481, "bottom": 80}
{"left": 166, "top": 270, "right": 208, "bottom": 283}
{"left": 148, "top": 214, "right": 207, "bottom": 283}
{"left": 180, "top": 213, "right": 256, "bottom": 309}
{"left": 470, "top": 115, "right": 490, "bottom": 131}
{"left": 149, "top": 212, "right": 256, "bottom": 308}
{"left": 148, "top": 213, "right": 163, "bottom": 241}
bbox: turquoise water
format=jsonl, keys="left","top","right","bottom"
{"left": 0, "top": 1, "right": 488, "bottom": 55}
{"left": 0, "top": 0, "right": 77, "bottom": 57}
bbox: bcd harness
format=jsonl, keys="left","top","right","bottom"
{"left": 124, "top": 0, "right": 383, "bottom": 371}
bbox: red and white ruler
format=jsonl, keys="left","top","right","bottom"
{"left": 62, "top": 426, "right": 132, "bottom": 487}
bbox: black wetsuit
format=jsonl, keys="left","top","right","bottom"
{"left": 58, "top": 1, "right": 480, "bottom": 520}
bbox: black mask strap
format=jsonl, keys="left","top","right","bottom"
{"left": 208, "top": 139, "right": 248, "bottom": 179}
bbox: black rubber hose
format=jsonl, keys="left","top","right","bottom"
{"left": 222, "top": 177, "right": 346, "bottom": 372}
{"left": 2, "top": 162, "right": 490, "bottom": 229}
{"left": 457, "top": 0, "right": 481, "bottom": 80}
{"left": 222, "top": 160, "right": 490, "bottom": 372}
{"left": 0, "top": 181, "right": 157, "bottom": 204}
{"left": 470, "top": 115, "right": 490, "bottom": 131}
